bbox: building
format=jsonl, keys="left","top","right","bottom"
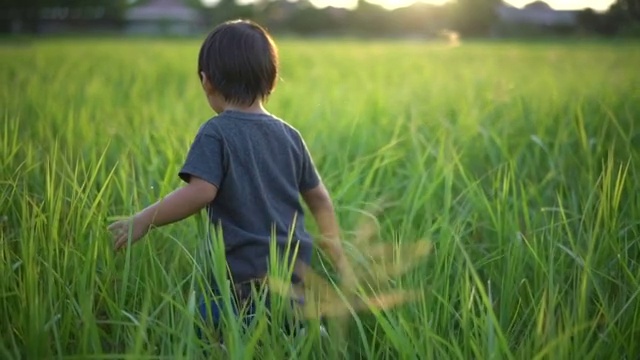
{"left": 124, "top": 0, "right": 204, "bottom": 35}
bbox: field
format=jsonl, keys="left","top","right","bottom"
{"left": 1, "top": 37, "right": 640, "bottom": 359}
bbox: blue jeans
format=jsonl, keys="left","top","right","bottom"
{"left": 195, "top": 279, "right": 305, "bottom": 341}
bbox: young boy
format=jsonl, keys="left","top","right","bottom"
{"left": 107, "top": 20, "right": 354, "bottom": 334}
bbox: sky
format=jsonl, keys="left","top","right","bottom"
{"left": 209, "top": 0, "right": 616, "bottom": 11}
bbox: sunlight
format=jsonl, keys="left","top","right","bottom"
{"left": 505, "top": 0, "right": 615, "bottom": 11}
{"left": 203, "top": 0, "right": 615, "bottom": 11}
{"left": 307, "top": 0, "right": 447, "bottom": 10}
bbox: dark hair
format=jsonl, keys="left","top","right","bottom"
{"left": 198, "top": 20, "right": 279, "bottom": 106}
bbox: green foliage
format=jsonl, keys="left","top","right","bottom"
{"left": 1, "top": 38, "right": 640, "bottom": 359}
{"left": 577, "top": 0, "right": 640, "bottom": 37}
{"left": 450, "top": 0, "right": 500, "bottom": 36}
{"left": 612, "top": 0, "right": 640, "bottom": 21}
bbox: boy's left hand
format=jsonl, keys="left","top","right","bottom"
{"left": 108, "top": 214, "right": 151, "bottom": 252}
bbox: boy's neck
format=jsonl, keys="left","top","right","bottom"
{"left": 222, "top": 100, "right": 269, "bottom": 116}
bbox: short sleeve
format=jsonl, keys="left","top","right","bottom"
{"left": 298, "top": 137, "right": 320, "bottom": 192}
{"left": 178, "top": 133, "right": 225, "bottom": 188}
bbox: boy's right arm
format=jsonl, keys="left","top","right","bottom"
{"left": 302, "top": 183, "right": 357, "bottom": 288}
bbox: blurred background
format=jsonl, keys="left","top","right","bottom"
{"left": 1, "top": 0, "right": 639, "bottom": 40}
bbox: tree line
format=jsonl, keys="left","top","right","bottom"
{"left": 577, "top": 0, "right": 640, "bottom": 36}
{"left": 1, "top": 0, "right": 639, "bottom": 38}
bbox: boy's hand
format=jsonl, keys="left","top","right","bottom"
{"left": 337, "top": 257, "right": 358, "bottom": 291}
{"left": 108, "top": 213, "right": 151, "bottom": 252}
{"left": 106, "top": 177, "right": 218, "bottom": 253}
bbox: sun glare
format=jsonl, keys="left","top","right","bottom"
{"left": 505, "top": 0, "right": 614, "bottom": 11}
{"left": 206, "top": 0, "right": 615, "bottom": 11}
{"left": 307, "top": 0, "right": 448, "bottom": 10}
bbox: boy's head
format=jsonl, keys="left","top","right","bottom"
{"left": 198, "top": 20, "right": 279, "bottom": 111}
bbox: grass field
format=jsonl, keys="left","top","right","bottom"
{"left": 1, "top": 37, "right": 640, "bottom": 359}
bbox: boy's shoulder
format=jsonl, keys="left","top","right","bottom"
{"left": 195, "top": 111, "right": 304, "bottom": 140}
{"left": 193, "top": 116, "right": 224, "bottom": 138}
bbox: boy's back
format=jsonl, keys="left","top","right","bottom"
{"left": 179, "top": 109, "right": 320, "bottom": 284}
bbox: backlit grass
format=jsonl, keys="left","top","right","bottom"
{"left": 1, "top": 37, "right": 640, "bottom": 359}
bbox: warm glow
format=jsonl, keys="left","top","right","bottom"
{"left": 203, "top": 0, "right": 615, "bottom": 11}
{"left": 307, "top": 0, "right": 448, "bottom": 10}
{"left": 504, "top": 0, "right": 614, "bottom": 11}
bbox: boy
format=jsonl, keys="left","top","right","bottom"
{"left": 107, "top": 20, "right": 354, "bottom": 334}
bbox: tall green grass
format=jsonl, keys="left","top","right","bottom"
{"left": 1, "top": 37, "right": 639, "bottom": 359}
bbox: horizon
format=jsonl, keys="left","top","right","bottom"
{"left": 205, "top": 0, "right": 616, "bottom": 11}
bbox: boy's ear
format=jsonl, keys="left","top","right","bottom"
{"left": 199, "top": 71, "right": 206, "bottom": 85}
{"left": 200, "top": 71, "right": 214, "bottom": 94}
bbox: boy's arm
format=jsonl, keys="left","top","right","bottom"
{"left": 109, "top": 176, "right": 217, "bottom": 251}
{"left": 302, "top": 183, "right": 357, "bottom": 287}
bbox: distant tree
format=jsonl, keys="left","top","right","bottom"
{"left": 611, "top": 0, "right": 640, "bottom": 21}
{"left": 450, "top": 0, "right": 501, "bottom": 37}
{"left": 577, "top": 7, "right": 621, "bottom": 36}
{"left": 0, "top": 0, "right": 35, "bottom": 33}
{"left": 577, "top": 7, "right": 600, "bottom": 29}
{"left": 387, "top": 4, "right": 448, "bottom": 37}
{"left": 205, "top": 0, "right": 255, "bottom": 26}
{"left": 287, "top": 7, "right": 328, "bottom": 34}
{"left": 0, "top": 0, "right": 127, "bottom": 33}
{"left": 586, "top": 0, "right": 640, "bottom": 37}
{"left": 349, "top": 0, "right": 392, "bottom": 36}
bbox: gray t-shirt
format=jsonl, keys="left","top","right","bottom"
{"left": 178, "top": 109, "right": 320, "bottom": 285}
